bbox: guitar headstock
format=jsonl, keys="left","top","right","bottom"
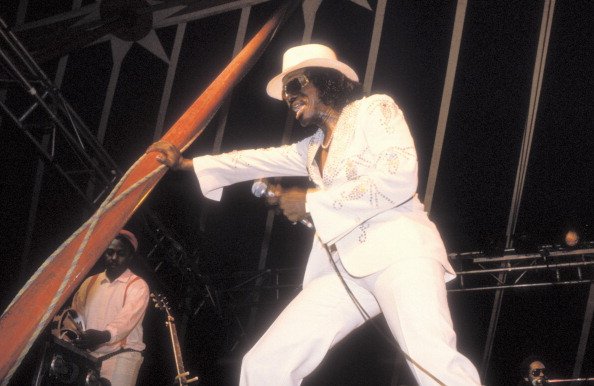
{"left": 150, "top": 293, "right": 172, "bottom": 316}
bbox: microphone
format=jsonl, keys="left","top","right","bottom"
{"left": 251, "top": 180, "right": 274, "bottom": 199}
{"left": 251, "top": 180, "right": 314, "bottom": 229}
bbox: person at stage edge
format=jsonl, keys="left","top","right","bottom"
{"left": 70, "top": 229, "right": 149, "bottom": 386}
{"left": 147, "top": 43, "right": 481, "bottom": 386}
{"left": 517, "top": 356, "right": 549, "bottom": 386}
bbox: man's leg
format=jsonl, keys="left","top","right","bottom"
{"left": 103, "top": 351, "right": 143, "bottom": 386}
{"left": 372, "top": 258, "right": 481, "bottom": 386}
{"left": 240, "top": 268, "right": 381, "bottom": 386}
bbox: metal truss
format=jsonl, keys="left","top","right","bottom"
{"left": 205, "top": 246, "right": 594, "bottom": 297}
{"left": 0, "top": 17, "right": 119, "bottom": 207}
{"left": 448, "top": 244, "right": 594, "bottom": 380}
{"left": 448, "top": 245, "right": 594, "bottom": 292}
{"left": 208, "top": 266, "right": 302, "bottom": 353}
{"left": 142, "top": 209, "right": 221, "bottom": 317}
{"left": 219, "top": 267, "right": 302, "bottom": 304}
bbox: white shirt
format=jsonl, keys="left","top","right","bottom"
{"left": 72, "top": 269, "right": 149, "bottom": 355}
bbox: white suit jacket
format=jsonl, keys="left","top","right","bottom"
{"left": 193, "top": 94, "right": 455, "bottom": 283}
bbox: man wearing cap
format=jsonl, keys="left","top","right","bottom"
{"left": 148, "top": 44, "right": 481, "bottom": 385}
{"left": 70, "top": 229, "right": 149, "bottom": 386}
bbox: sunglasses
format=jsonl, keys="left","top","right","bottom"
{"left": 283, "top": 74, "right": 310, "bottom": 99}
{"left": 531, "top": 368, "right": 546, "bottom": 377}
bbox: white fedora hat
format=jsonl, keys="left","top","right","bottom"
{"left": 266, "top": 44, "right": 359, "bottom": 100}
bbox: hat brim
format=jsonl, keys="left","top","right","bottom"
{"left": 266, "top": 58, "right": 359, "bottom": 100}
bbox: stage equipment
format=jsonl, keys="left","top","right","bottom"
{"left": 0, "top": 17, "right": 119, "bottom": 207}
{"left": 151, "top": 293, "right": 198, "bottom": 385}
{"left": 51, "top": 308, "right": 85, "bottom": 342}
{"left": 448, "top": 244, "right": 594, "bottom": 384}
{"left": 142, "top": 207, "right": 222, "bottom": 356}
{"left": 0, "top": 1, "right": 300, "bottom": 382}
{"left": 447, "top": 245, "right": 594, "bottom": 292}
{"left": 11, "top": 0, "right": 153, "bottom": 63}
{"left": 546, "top": 377, "right": 594, "bottom": 383}
{"left": 32, "top": 337, "right": 102, "bottom": 386}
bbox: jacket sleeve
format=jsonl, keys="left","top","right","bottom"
{"left": 306, "top": 95, "right": 418, "bottom": 244}
{"left": 192, "top": 136, "right": 312, "bottom": 201}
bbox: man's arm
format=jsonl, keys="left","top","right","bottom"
{"left": 71, "top": 277, "right": 89, "bottom": 313}
{"left": 147, "top": 137, "right": 313, "bottom": 202}
{"left": 103, "top": 279, "right": 150, "bottom": 344}
{"left": 71, "top": 276, "right": 110, "bottom": 350}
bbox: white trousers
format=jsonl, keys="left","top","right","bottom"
{"left": 239, "top": 257, "right": 481, "bottom": 386}
{"left": 100, "top": 351, "right": 143, "bottom": 386}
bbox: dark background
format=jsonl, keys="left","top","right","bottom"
{"left": 1, "top": 1, "right": 593, "bottom": 385}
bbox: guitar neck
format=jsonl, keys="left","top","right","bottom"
{"left": 151, "top": 293, "right": 198, "bottom": 385}
{"left": 166, "top": 316, "right": 187, "bottom": 383}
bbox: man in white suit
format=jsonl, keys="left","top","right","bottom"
{"left": 148, "top": 44, "right": 481, "bottom": 386}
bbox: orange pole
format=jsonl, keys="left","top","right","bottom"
{"left": 0, "top": 0, "right": 299, "bottom": 382}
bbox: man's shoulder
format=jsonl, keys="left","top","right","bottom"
{"left": 131, "top": 274, "right": 148, "bottom": 286}
{"left": 345, "top": 94, "right": 397, "bottom": 118}
{"left": 343, "top": 95, "right": 398, "bottom": 123}
{"left": 73, "top": 272, "right": 104, "bottom": 301}
{"left": 81, "top": 272, "right": 103, "bottom": 286}
{"left": 126, "top": 272, "right": 150, "bottom": 291}
{"left": 114, "top": 269, "right": 148, "bottom": 289}
{"left": 357, "top": 94, "right": 397, "bottom": 107}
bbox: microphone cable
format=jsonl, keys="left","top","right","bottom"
{"left": 316, "top": 232, "right": 448, "bottom": 386}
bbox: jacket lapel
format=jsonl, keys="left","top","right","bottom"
{"left": 307, "top": 130, "right": 324, "bottom": 187}
{"left": 321, "top": 100, "right": 359, "bottom": 186}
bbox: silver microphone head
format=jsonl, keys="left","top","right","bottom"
{"left": 251, "top": 181, "right": 268, "bottom": 198}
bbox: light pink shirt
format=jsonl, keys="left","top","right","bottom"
{"left": 72, "top": 269, "right": 149, "bottom": 355}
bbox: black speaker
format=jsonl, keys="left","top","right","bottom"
{"left": 33, "top": 337, "right": 105, "bottom": 386}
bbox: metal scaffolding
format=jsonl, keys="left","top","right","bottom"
{"left": 0, "top": 17, "right": 120, "bottom": 208}
{"left": 448, "top": 246, "right": 594, "bottom": 292}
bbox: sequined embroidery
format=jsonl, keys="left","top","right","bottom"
{"left": 322, "top": 101, "right": 359, "bottom": 186}
{"left": 307, "top": 130, "right": 325, "bottom": 187}
{"left": 358, "top": 222, "right": 370, "bottom": 243}
{"left": 223, "top": 150, "right": 252, "bottom": 168}
{"left": 368, "top": 97, "right": 400, "bottom": 134}
{"left": 332, "top": 177, "right": 397, "bottom": 210}
{"left": 378, "top": 146, "right": 415, "bottom": 174}
{"left": 305, "top": 95, "right": 416, "bottom": 212}
{"left": 221, "top": 144, "right": 303, "bottom": 169}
